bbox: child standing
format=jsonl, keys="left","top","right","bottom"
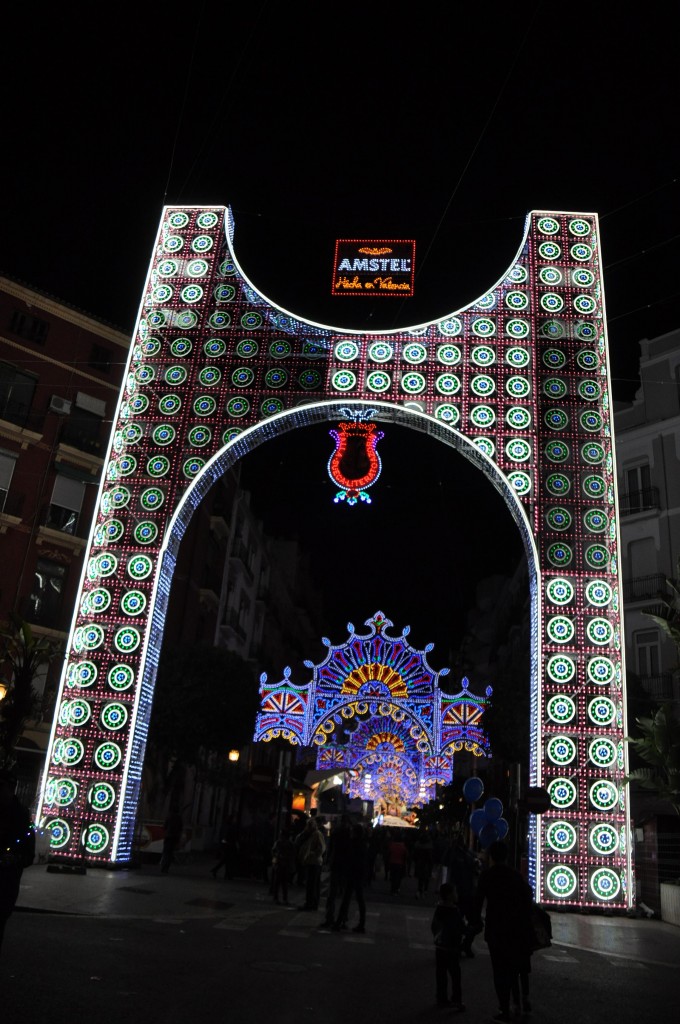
{"left": 431, "top": 882, "right": 466, "bottom": 1011}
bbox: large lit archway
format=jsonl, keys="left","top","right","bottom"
{"left": 38, "top": 207, "right": 632, "bottom": 909}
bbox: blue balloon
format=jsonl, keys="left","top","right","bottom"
{"left": 469, "top": 808, "right": 488, "bottom": 835}
{"left": 463, "top": 777, "right": 484, "bottom": 804}
{"left": 495, "top": 817, "right": 509, "bottom": 840}
{"left": 479, "top": 822, "right": 500, "bottom": 849}
{"left": 484, "top": 797, "right": 503, "bottom": 821}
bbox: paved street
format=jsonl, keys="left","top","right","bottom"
{"left": 2, "top": 857, "right": 677, "bottom": 1024}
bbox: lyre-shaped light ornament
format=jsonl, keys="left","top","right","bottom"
{"left": 328, "top": 408, "right": 384, "bottom": 505}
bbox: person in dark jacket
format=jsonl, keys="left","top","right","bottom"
{"left": 430, "top": 882, "right": 466, "bottom": 1010}
{"left": 333, "top": 822, "right": 369, "bottom": 932}
{"left": 474, "top": 840, "right": 534, "bottom": 1021}
{"left": 0, "top": 768, "right": 35, "bottom": 955}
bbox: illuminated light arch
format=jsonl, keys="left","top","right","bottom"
{"left": 37, "top": 206, "right": 632, "bottom": 910}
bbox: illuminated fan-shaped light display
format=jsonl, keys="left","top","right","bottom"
{"left": 36, "top": 205, "right": 632, "bottom": 911}
{"left": 254, "top": 611, "right": 492, "bottom": 809}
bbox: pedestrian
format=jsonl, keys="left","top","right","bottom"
{"left": 320, "top": 814, "right": 352, "bottom": 927}
{"left": 210, "top": 816, "right": 239, "bottom": 880}
{"left": 270, "top": 828, "right": 296, "bottom": 904}
{"left": 0, "top": 767, "right": 35, "bottom": 955}
{"left": 159, "top": 806, "right": 183, "bottom": 874}
{"left": 474, "top": 840, "right": 534, "bottom": 1021}
{"left": 297, "top": 816, "right": 326, "bottom": 910}
{"left": 430, "top": 882, "right": 466, "bottom": 1011}
{"left": 333, "top": 822, "right": 368, "bottom": 933}
{"left": 387, "top": 829, "right": 408, "bottom": 895}
{"left": 446, "top": 836, "right": 481, "bottom": 957}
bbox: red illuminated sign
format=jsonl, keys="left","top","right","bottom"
{"left": 331, "top": 239, "right": 416, "bottom": 297}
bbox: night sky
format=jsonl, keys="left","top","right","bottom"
{"left": 3, "top": 6, "right": 678, "bottom": 660}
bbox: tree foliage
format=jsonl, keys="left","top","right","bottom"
{"left": 644, "top": 560, "right": 680, "bottom": 663}
{"left": 626, "top": 704, "right": 680, "bottom": 816}
{"left": 0, "top": 614, "right": 63, "bottom": 768}
{"left": 147, "top": 644, "right": 260, "bottom": 791}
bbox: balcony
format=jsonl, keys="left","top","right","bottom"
{"left": 623, "top": 573, "right": 669, "bottom": 603}
{"left": 640, "top": 674, "right": 675, "bottom": 700}
{"left": 36, "top": 503, "right": 87, "bottom": 555}
{"left": 619, "top": 486, "right": 660, "bottom": 516}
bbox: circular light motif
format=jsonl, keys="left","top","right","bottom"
{"left": 140, "top": 487, "right": 164, "bottom": 511}
{"left": 298, "top": 370, "right": 322, "bottom": 390}
{"left": 208, "top": 311, "right": 230, "bottom": 330}
{"left": 147, "top": 455, "right": 170, "bottom": 478}
{"left": 438, "top": 317, "right": 462, "bottom": 337}
{"left": 508, "top": 265, "right": 528, "bottom": 283}
{"left": 579, "top": 379, "right": 602, "bottom": 401}
{"left": 505, "top": 407, "right": 532, "bottom": 429}
{"left": 437, "top": 344, "right": 462, "bottom": 365}
{"left": 537, "top": 217, "right": 560, "bottom": 234}
{"left": 546, "top": 865, "right": 578, "bottom": 899}
{"left": 436, "top": 374, "right": 461, "bottom": 396}
{"left": 548, "top": 736, "right": 576, "bottom": 765}
{"left": 547, "top": 542, "right": 573, "bottom": 567}
{"left": 587, "top": 656, "right": 616, "bottom": 685}
{"left": 505, "top": 292, "right": 529, "bottom": 312}
{"left": 474, "top": 437, "right": 495, "bottom": 458}
{"left": 147, "top": 310, "right": 167, "bottom": 328}
{"left": 588, "top": 738, "right": 617, "bottom": 768}
{"left": 332, "top": 370, "right": 356, "bottom": 391}
{"left": 569, "top": 218, "right": 591, "bottom": 236}
{"left": 121, "top": 590, "right": 147, "bottom": 616}
{"left": 585, "top": 544, "right": 609, "bottom": 569}
{"left": 403, "top": 343, "right": 427, "bottom": 364}
{"left": 545, "top": 472, "right": 571, "bottom": 496}
{"left": 94, "top": 742, "right": 122, "bottom": 771}
{"left": 87, "top": 588, "right": 111, "bottom": 614}
{"left": 541, "top": 319, "right": 565, "bottom": 339}
{"left": 580, "top": 410, "right": 603, "bottom": 432}
{"left": 581, "top": 443, "right": 605, "bottom": 465}
{"left": 506, "top": 376, "right": 531, "bottom": 398}
{"left": 547, "top": 695, "right": 576, "bottom": 723}
{"left": 48, "top": 819, "right": 71, "bottom": 850}
{"left": 193, "top": 395, "right": 217, "bottom": 416}
{"left": 576, "top": 321, "right": 598, "bottom": 340}
{"left": 366, "top": 370, "right": 392, "bottom": 393}
{"left": 265, "top": 368, "right": 289, "bottom": 389}
{"left": 163, "top": 235, "right": 183, "bottom": 253}
{"left": 197, "top": 211, "right": 218, "bottom": 228}
{"left": 104, "top": 486, "right": 130, "bottom": 511}
{"left": 171, "top": 337, "right": 193, "bottom": 357}
{"left": 546, "top": 506, "right": 572, "bottom": 531}
{"left": 585, "top": 580, "right": 612, "bottom": 606}
{"left": 186, "top": 258, "right": 209, "bottom": 277}
{"left": 335, "top": 340, "right": 359, "bottom": 362}
{"left": 68, "top": 660, "right": 98, "bottom": 688}
{"left": 540, "top": 292, "right": 564, "bottom": 313}
{"left": 270, "top": 339, "right": 292, "bottom": 358}
{"left": 223, "top": 428, "right": 242, "bottom": 444}
{"left": 582, "top": 474, "right": 606, "bottom": 498}
{"left": 570, "top": 243, "right": 593, "bottom": 261}
{"left": 261, "top": 398, "right": 283, "bottom": 417}
{"left": 214, "top": 284, "right": 235, "bottom": 302}
{"left": 434, "top": 404, "right": 460, "bottom": 425}
{"left": 183, "top": 457, "right": 205, "bottom": 479}
{"left": 84, "top": 825, "right": 111, "bottom": 856}
{"left": 134, "top": 520, "right": 158, "bottom": 545}
{"left": 180, "top": 284, "right": 203, "bottom": 303}
{"left": 198, "top": 366, "right": 222, "bottom": 387}
{"left": 127, "top": 555, "right": 153, "bottom": 580}
{"left": 115, "top": 456, "right": 137, "bottom": 478}
{"left": 234, "top": 339, "right": 257, "bottom": 360}
{"left": 188, "top": 426, "right": 212, "bottom": 447}
{"left": 545, "top": 408, "right": 569, "bottom": 431}
{"left": 77, "top": 625, "right": 105, "bottom": 651}
{"left": 472, "top": 317, "right": 496, "bottom": 336}
{"left": 542, "top": 348, "right": 566, "bottom": 369}
{"left": 549, "top": 778, "right": 576, "bottom": 808}
{"left": 52, "top": 778, "right": 78, "bottom": 807}
{"left": 165, "top": 366, "right": 187, "bottom": 386}
{"left": 204, "top": 338, "right": 226, "bottom": 358}
{"left": 471, "top": 345, "right": 496, "bottom": 366}
{"left": 168, "top": 212, "right": 188, "bottom": 227}
{"left": 547, "top": 616, "right": 575, "bottom": 644}
{"left": 544, "top": 378, "right": 567, "bottom": 398}
{"left": 590, "top": 827, "right": 618, "bottom": 857}
{"left": 547, "top": 655, "right": 576, "bottom": 683}
{"left": 470, "top": 405, "right": 495, "bottom": 428}
{"left": 507, "top": 472, "right": 531, "bottom": 496}
{"left": 88, "top": 782, "right": 116, "bottom": 811}
{"left": 574, "top": 295, "right": 596, "bottom": 314}
{"left": 506, "top": 345, "right": 530, "bottom": 366}
{"left": 470, "top": 375, "right": 495, "bottom": 397}
{"left": 192, "top": 234, "right": 213, "bottom": 253}
{"left": 152, "top": 424, "right": 176, "bottom": 446}
{"left": 587, "top": 617, "right": 613, "bottom": 646}
{"left": 368, "top": 341, "right": 393, "bottom": 363}
{"left": 114, "top": 627, "right": 140, "bottom": 653}
{"left": 401, "top": 372, "right": 426, "bottom": 394}
{"left": 589, "top": 781, "right": 618, "bottom": 811}
{"left": 588, "top": 696, "right": 616, "bottom": 726}
{"left": 101, "top": 702, "right": 129, "bottom": 731}
{"left": 158, "top": 259, "right": 178, "bottom": 277}
{"left": 539, "top": 266, "right": 563, "bottom": 285}
{"left": 505, "top": 439, "right": 531, "bottom": 462}
{"left": 546, "top": 578, "right": 574, "bottom": 605}
{"left": 476, "top": 293, "right": 496, "bottom": 310}
{"left": 573, "top": 268, "right": 594, "bottom": 287}
{"left": 226, "top": 397, "right": 250, "bottom": 418}
{"left": 545, "top": 440, "right": 570, "bottom": 463}
{"left": 60, "top": 738, "right": 84, "bottom": 766}
{"left": 546, "top": 820, "right": 577, "bottom": 852}
{"left": 108, "top": 664, "right": 135, "bottom": 691}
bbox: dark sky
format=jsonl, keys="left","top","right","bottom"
{"left": 2, "top": 6, "right": 679, "bottom": 658}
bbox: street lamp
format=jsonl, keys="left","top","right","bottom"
{"left": 0, "top": 682, "right": 8, "bottom": 702}
{"left": 228, "top": 749, "right": 240, "bottom": 763}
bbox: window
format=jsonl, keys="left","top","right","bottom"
{"left": 89, "top": 344, "right": 112, "bottom": 373}
{"left": 46, "top": 474, "right": 85, "bottom": 534}
{"left": 26, "top": 558, "right": 67, "bottom": 627}
{"left": 9, "top": 309, "right": 49, "bottom": 345}
{"left": 0, "top": 451, "right": 17, "bottom": 513}
{"left": 60, "top": 407, "right": 104, "bottom": 455}
{"left": 634, "top": 629, "right": 660, "bottom": 678}
{"left": 0, "top": 362, "right": 37, "bottom": 427}
{"left": 628, "top": 537, "right": 656, "bottom": 579}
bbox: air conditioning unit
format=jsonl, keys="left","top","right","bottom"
{"left": 49, "top": 395, "right": 72, "bottom": 415}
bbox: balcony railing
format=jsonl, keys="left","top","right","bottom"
{"left": 640, "top": 673, "right": 675, "bottom": 700}
{"left": 619, "top": 486, "right": 660, "bottom": 516}
{"left": 59, "top": 422, "right": 104, "bottom": 457}
{"left": 623, "top": 573, "right": 669, "bottom": 603}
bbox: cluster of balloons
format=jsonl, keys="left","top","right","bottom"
{"left": 462, "top": 777, "right": 509, "bottom": 850}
